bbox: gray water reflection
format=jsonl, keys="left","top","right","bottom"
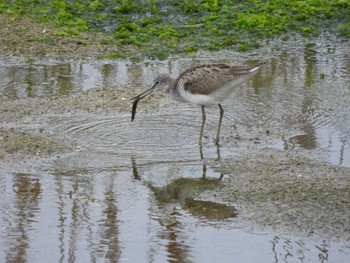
{"left": 1, "top": 165, "right": 349, "bottom": 262}
{"left": 1, "top": 34, "right": 350, "bottom": 262}
{"left": 0, "top": 59, "right": 183, "bottom": 99}
{"left": 3, "top": 173, "right": 42, "bottom": 262}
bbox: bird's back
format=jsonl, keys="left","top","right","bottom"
{"left": 175, "top": 63, "right": 262, "bottom": 105}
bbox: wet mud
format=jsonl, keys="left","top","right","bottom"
{"left": 208, "top": 149, "right": 350, "bottom": 240}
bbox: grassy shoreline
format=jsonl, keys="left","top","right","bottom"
{"left": 1, "top": 0, "right": 349, "bottom": 60}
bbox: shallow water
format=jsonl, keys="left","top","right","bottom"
{"left": 1, "top": 169, "right": 349, "bottom": 262}
{"left": 1, "top": 34, "right": 350, "bottom": 262}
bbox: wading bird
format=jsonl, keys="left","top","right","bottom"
{"left": 131, "top": 62, "right": 264, "bottom": 145}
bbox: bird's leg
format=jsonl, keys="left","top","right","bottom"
{"left": 199, "top": 105, "right": 206, "bottom": 145}
{"left": 216, "top": 142, "right": 221, "bottom": 160}
{"left": 199, "top": 144, "right": 204, "bottom": 160}
{"left": 215, "top": 104, "right": 224, "bottom": 145}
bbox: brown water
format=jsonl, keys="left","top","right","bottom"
{"left": 1, "top": 34, "right": 350, "bottom": 262}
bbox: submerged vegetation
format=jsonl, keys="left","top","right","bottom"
{"left": 0, "top": 0, "right": 349, "bottom": 59}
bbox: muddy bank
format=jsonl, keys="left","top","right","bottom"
{"left": 0, "top": 127, "right": 77, "bottom": 156}
{"left": 202, "top": 148, "right": 350, "bottom": 241}
{"left": 0, "top": 15, "right": 118, "bottom": 59}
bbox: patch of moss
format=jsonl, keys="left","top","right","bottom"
{"left": 340, "top": 22, "right": 350, "bottom": 37}
{"left": 0, "top": 0, "right": 349, "bottom": 59}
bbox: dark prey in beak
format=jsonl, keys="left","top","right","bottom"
{"left": 130, "top": 86, "right": 155, "bottom": 122}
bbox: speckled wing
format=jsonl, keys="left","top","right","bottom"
{"left": 179, "top": 64, "right": 260, "bottom": 95}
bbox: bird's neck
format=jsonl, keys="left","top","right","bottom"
{"left": 167, "top": 77, "right": 185, "bottom": 102}
{"left": 169, "top": 77, "right": 177, "bottom": 90}
{"left": 163, "top": 76, "right": 176, "bottom": 93}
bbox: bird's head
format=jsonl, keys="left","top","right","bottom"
{"left": 130, "top": 74, "right": 173, "bottom": 103}
{"left": 151, "top": 74, "right": 173, "bottom": 93}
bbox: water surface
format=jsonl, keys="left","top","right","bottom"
{"left": 1, "top": 34, "right": 350, "bottom": 262}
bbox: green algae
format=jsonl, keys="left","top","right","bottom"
{"left": 0, "top": 0, "right": 349, "bottom": 59}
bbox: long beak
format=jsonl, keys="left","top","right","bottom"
{"left": 130, "top": 84, "right": 156, "bottom": 103}
{"left": 130, "top": 84, "right": 157, "bottom": 122}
